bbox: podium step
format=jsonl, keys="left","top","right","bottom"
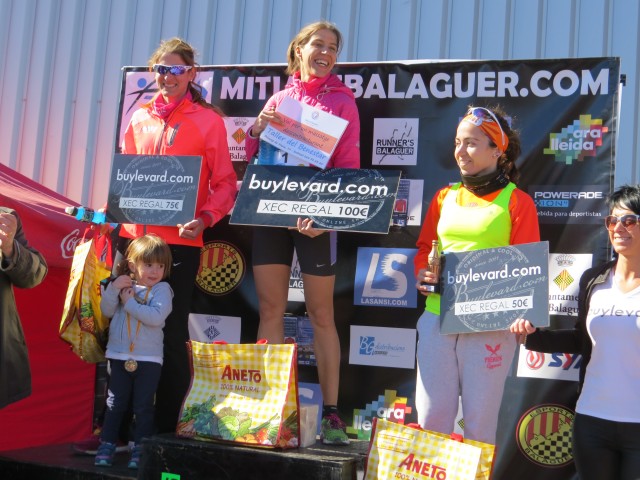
{"left": 139, "top": 434, "right": 368, "bottom": 480}
{"left": 0, "top": 442, "right": 136, "bottom": 480}
{"left": 0, "top": 434, "right": 369, "bottom": 480}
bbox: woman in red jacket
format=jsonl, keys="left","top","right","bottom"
{"left": 244, "top": 21, "right": 360, "bottom": 445}
{"left": 119, "top": 38, "right": 237, "bottom": 435}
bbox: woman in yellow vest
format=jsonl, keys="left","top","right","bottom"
{"left": 414, "top": 106, "right": 540, "bottom": 444}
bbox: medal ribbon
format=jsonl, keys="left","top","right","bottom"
{"left": 126, "top": 288, "right": 151, "bottom": 354}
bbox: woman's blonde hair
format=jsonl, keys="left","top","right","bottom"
{"left": 285, "top": 21, "right": 343, "bottom": 75}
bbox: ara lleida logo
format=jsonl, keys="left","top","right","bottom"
{"left": 347, "top": 390, "right": 412, "bottom": 440}
{"left": 543, "top": 114, "right": 608, "bottom": 165}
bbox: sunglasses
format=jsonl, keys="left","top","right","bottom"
{"left": 604, "top": 214, "right": 640, "bottom": 232}
{"left": 152, "top": 64, "right": 193, "bottom": 76}
{"left": 466, "top": 107, "right": 507, "bottom": 147}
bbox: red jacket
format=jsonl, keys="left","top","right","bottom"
{"left": 245, "top": 72, "right": 360, "bottom": 168}
{"left": 121, "top": 97, "right": 237, "bottom": 246}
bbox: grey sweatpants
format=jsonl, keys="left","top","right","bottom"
{"left": 415, "top": 310, "right": 517, "bottom": 444}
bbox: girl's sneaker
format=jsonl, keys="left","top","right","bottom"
{"left": 128, "top": 444, "right": 142, "bottom": 469}
{"left": 94, "top": 441, "right": 117, "bottom": 467}
{"left": 72, "top": 427, "right": 129, "bottom": 455}
{"left": 320, "top": 413, "right": 350, "bottom": 445}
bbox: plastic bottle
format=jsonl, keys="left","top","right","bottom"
{"left": 65, "top": 206, "right": 107, "bottom": 224}
{"left": 422, "top": 239, "right": 441, "bottom": 294}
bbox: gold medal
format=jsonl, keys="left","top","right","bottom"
{"left": 124, "top": 359, "right": 138, "bottom": 372}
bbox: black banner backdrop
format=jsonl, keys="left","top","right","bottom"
{"left": 116, "top": 57, "right": 619, "bottom": 479}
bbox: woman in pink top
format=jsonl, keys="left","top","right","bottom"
{"left": 244, "top": 21, "right": 360, "bottom": 445}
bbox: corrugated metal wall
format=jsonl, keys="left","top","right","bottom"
{"left": 1, "top": 0, "right": 638, "bottom": 206}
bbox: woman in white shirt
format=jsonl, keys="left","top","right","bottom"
{"left": 511, "top": 184, "right": 640, "bottom": 479}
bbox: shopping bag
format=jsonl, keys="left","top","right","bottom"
{"left": 58, "top": 234, "right": 111, "bottom": 363}
{"left": 176, "top": 340, "right": 300, "bottom": 449}
{"left": 364, "top": 418, "right": 495, "bottom": 480}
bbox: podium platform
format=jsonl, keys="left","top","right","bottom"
{"left": 0, "top": 434, "right": 369, "bottom": 480}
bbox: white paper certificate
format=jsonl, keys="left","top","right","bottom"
{"left": 260, "top": 96, "right": 349, "bottom": 169}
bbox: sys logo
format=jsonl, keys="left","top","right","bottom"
{"left": 517, "top": 346, "right": 581, "bottom": 381}
{"left": 543, "top": 114, "right": 608, "bottom": 165}
{"left": 347, "top": 390, "right": 412, "bottom": 440}
{"left": 354, "top": 247, "right": 417, "bottom": 308}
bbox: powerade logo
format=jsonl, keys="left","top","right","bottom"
{"left": 543, "top": 114, "right": 608, "bottom": 165}
{"left": 347, "top": 390, "right": 412, "bottom": 440}
{"left": 531, "top": 185, "right": 608, "bottom": 224}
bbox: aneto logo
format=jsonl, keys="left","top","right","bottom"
{"left": 517, "top": 346, "right": 581, "bottom": 381}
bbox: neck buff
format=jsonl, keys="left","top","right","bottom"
{"left": 460, "top": 169, "right": 510, "bottom": 196}
{"left": 460, "top": 110, "right": 509, "bottom": 153}
{"left": 152, "top": 90, "right": 193, "bottom": 120}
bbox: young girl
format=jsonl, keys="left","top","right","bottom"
{"left": 95, "top": 234, "right": 173, "bottom": 469}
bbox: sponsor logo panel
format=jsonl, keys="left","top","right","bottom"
{"left": 548, "top": 253, "right": 592, "bottom": 316}
{"left": 349, "top": 325, "right": 416, "bottom": 369}
{"left": 287, "top": 251, "right": 305, "bottom": 302}
{"left": 223, "top": 117, "right": 254, "bottom": 162}
{"left": 392, "top": 178, "right": 423, "bottom": 227}
{"left": 543, "top": 114, "right": 608, "bottom": 165}
{"left": 372, "top": 118, "right": 419, "bottom": 166}
{"left": 347, "top": 389, "right": 412, "bottom": 440}
{"left": 530, "top": 185, "right": 608, "bottom": 224}
{"left": 187, "top": 314, "right": 241, "bottom": 343}
{"left": 354, "top": 247, "right": 417, "bottom": 309}
{"left": 196, "top": 241, "right": 246, "bottom": 295}
{"left": 516, "top": 404, "right": 575, "bottom": 467}
{"left": 516, "top": 345, "right": 581, "bottom": 382}
{"left": 284, "top": 315, "right": 316, "bottom": 366}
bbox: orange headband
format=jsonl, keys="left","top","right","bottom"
{"left": 461, "top": 107, "right": 509, "bottom": 153}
